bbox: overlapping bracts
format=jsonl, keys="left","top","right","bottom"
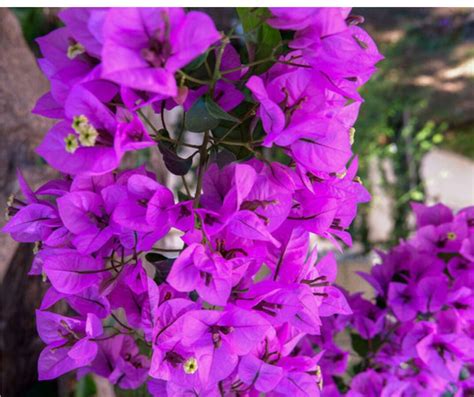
{"left": 318, "top": 203, "right": 474, "bottom": 397}
{"left": 3, "top": 8, "right": 381, "bottom": 395}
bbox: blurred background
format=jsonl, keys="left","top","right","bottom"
{"left": 0, "top": 7, "right": 473, "bottom": 397}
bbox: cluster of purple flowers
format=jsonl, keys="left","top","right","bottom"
{"left": 318, "top": 203, "right": 474, "bottom": 397}
{"left": 3, "top": 7, "right": 382, "bottom": 396}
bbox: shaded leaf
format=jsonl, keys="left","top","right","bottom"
{"left": 351, "top": 333, "right": 369, "bottom": 357}
{"left": 146, "top": 253, "right": 175, "bottom": 285}
{"left": 205, "top": 96, "right": 240, "bottom": 123}
{"left": 209, "top": 147, "right": 237, "bottom": 169}
{"left": 185, "top": 97, "right": 219, "bottom": 132}
{"left": 183, "top": 52, "right": 208, "bottom": 72}
{"left": 145, "top": 253, "right": 168, "bottom": 263}
{"left": 158, "top": 141, "right": 192, "bottom": 176}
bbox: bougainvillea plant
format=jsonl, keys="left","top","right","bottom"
{"left": 318, "top": 203, "right": 474, "bottom": 397}
{"left": 3, "top": 7, "right": 383, "bottom": 396}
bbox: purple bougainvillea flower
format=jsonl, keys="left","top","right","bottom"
{"left": 113, "top": 174, "right": 173, "bottom": 231}
{"left": 167, "top": 244, "right": 232, "bottom": 306}
{"left": 349, "top": 293, "right": 385, "bottom": 339}
{"left": 268, "top": 7, "right": 350, "bottom": 32}
{"left": 57, "top": 191, "right": 115, "bottom": 254}
{"left": 112, "top": 173, "right": 174, "bottom": 250}
{"left": 42, "top": 248, "right": 104, "bottom": 294}
{"left": 108, "top": 335, "right": 150, "bottom": 389}
{"left": 41, "top": 285, "right": 110, "bottom": 319}
{"left": 416, "top": 275, "right": 449, "bottom": 314}
{"left": 36, "top": 85, "right": 119, "bottom": 175}
{"left": 114, "top": 111, "right": 154, "bottom": 157}
{"left": 102, "top": 8, "right": 220, "bottom": 97}
{"left": 416, "top": 332, "right": 471, "bottom": 381}
{"left": 181, "top": 306, "right": 272, "bottom": 384}
{"left": 290, "top": 24, "right": 383, "bottom": 89}
{"left": 3, "top": 203, "right": 60, "bottom": 243}
{"left": 36, "top": 311, "right": 102, "bottom": 380}
{"left": 387, "top": 282, "right": 420, "bottom": 322}
{"left": 347, "top": 369, "right": 383, "bottom": 397}
{"left": 59, "top": 8, "right": 106, "bottom": 59}
{"left": 2, "top": 7, "right": 399, "bottom": 394}
{"left": 238, "top": 354, "right": 283, "bottom": 393}
{"left": 411, "top": 202, "right": 454, "bottom": 228}
{"left": 289, "top": 102, "right": 359, "bottom": 174}
{"left": 246, "top": 65, "right": 358, "bottom": 151}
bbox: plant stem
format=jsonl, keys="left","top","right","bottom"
{"left": 193, "top": 130, "right": 210, "bottom": 208}
{"left": 213, "top": 104, "right": 257, "bottom": 145}
{"left": 177, "top": 70, "right": 211, "bottom": 85}
{"left": 181, "top": 175, "right": 192, "bottom": 197}
{"left": 221, "top": 56, "right": 274, "bottom": 75}
{"left": 152, "top": 247, "right": 183, "bottom": 252}
{"left": 160, "top": 101, "right": 168, "bottom": 133}
{"left": 138, "top": 109, "right": 202, "bottom": 149}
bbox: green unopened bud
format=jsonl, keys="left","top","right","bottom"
{"left": 78, "top": 125, "right": 98, "bottom": 147}
{"left": 349, "top": 127, "right": 356, "bottom": 145}
{"left": 65, "top": 134, "right": 79, "bottom": 153}
{"left": 67, "top": 42, "right": 85, "bottom": 59}
{"left": 183, "top": 357, "right": 198, "bottom": 374}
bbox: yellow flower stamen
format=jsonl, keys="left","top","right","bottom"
{"left": 78, "top": 125, "right": 98, "bottom": 147}
{"left": 65, "top": 134, "right": 79, "bottom": 153}
{"left": 447, "top": 232, "right": 457, "bottom": 240}
{"left": 336, "top": 171, "right": 347, "bottom": 179}
{"left": 72, "top": 115, "right": 98, "bottom": 147}
{"left": 67, "top": 42, "right": 85, "bottom": 59}
{"left": 183, "top": 357, "right": 198, "bottom": 374}
{"left": 349, "top": 127, "right": 356, "bottom": 145}
{"left": 72, "top": 115, "right": 89, "bottom": 133}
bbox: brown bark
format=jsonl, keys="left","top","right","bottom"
{"left": 0, "top": 9, "right": 54, "bottom": 396}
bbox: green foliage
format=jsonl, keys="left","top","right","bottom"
{"left": 12, "top": 8, "right": 61, "bottom": 55}
{"left": 350, "top": 333, "right": 382, "bottom": 357}
{"left": 237, "top": 8, "right": 282, "bottom": 73}
{"left": 205, "top": 96, "right": 240, "bottom": 123}
{"left": 75, "top": 374, "right": 96, "bottom": 397}
{"left": 116, "top": 385, "right": 149, "bottom": 397}
{"left": 185, "top": 97, "right": 220, "bottom": 132}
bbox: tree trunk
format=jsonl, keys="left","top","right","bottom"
{"left": 0, "top": 8, "right": 54, "bottom": 396}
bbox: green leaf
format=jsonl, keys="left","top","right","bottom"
{"left": 332, "top": 376, "right": 349, "bottom": 393}
{"left": 350, "top": 333, "right": 369, "bottom": 357}
{"left": 185, "top": 97, "right": 219, "bottom": 132}
{"left": 75, "top": 374, "right": 96, "bottom": 397}
{"left": 183, "top": 52, "right": 208, "bottom": 72}
{"left": 237, "top": 8, "right": 265, "bottom": 34}
{"left": 178, "top": 190, "right": 192, "bottom": 201}
{"left": 204, "top": 96, "right": 240, "bottom": 123}
{"left": 237, "top": 8, "right": 281, "bottom": 74}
